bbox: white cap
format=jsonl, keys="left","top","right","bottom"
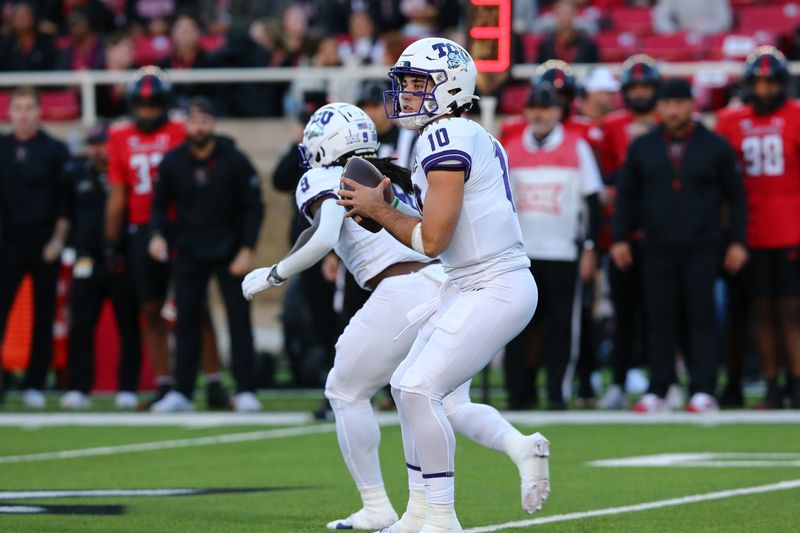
{"left": 584, "top": 67, "right": 620, "bottom": 93}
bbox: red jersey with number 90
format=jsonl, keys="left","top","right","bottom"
{"left": 716, "top": 101, "right": 800, "bottom": 248}
{"left": 107, "top": 119, "right": 186, "bottom": 224}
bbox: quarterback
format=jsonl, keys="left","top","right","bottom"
{"left": 339, "top": 38, "right": 550, "bottom": 532}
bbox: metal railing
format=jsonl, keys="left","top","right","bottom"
{"left": 0, "top": 61, "right": 793, "bottom": 126}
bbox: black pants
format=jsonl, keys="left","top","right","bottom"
{"left": 173, "top": 257, "right": 255, "bottom": 398}
{"left": 608, "top": 244, "right": 646, "bottom": 387}
{"left": 68, "top": 255, "right": 141, "bottom": 394}
{"left": 505, "top": 260, "right": 578, "bottom": 407}
{"left": 0, "top": 236, "right": 59, "bottom": 390}
{"left": 642, "top": 246, "right": 719, "bottom": 398}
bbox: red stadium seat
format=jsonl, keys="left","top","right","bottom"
{"left": 641, "top": 33, "right": 708, "bottom": 61}
{"left": 40, "top": 91, "right": 80, "bottom": 120}
{"left": 706, "top": 31, "right": 776, "bottom": 60}
{"left": 607, "top": 6, "right": 652, "bottom": 35}
{"left": 0, "top": 91, "right": 10, "bottom": 121}
{"left": 596, "top": 31, "right": 640, "bottom": 62}
{"left": 521, "top": 33, "right": 544, "bottom": 63}
{"left": 737, "top": 3, "right": 800, "bottom": 35}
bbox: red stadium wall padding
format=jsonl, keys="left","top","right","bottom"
{"left": 92, "top": 301, "right": 155, "bottom": 393}
{"left": 1, "top": 276, "right": 33, "bottom": 372}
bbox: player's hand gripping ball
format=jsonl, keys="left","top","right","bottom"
{"left": 339, "top": 156, "right": 393, "bottom": 233}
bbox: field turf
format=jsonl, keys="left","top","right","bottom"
{"left": 1, "top": 400, "right": 799, "bottom": 532}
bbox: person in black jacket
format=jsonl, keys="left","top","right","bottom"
{"left": 611, "top": 79, "right": 748, "bottom": 413}
{"left": 0, "top": 87, "right": 70, "bottom": 408}
{"left": 59, "top": 124, "right": 142, "bottom": 411}
{"left": 148, "top": 97, "right": 264, "bottom": 412}
{"left": 0, "top": 2, "right": 57, "bottom": 71}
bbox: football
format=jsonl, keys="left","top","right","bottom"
{"left": 340, "top": 156, "right": 393, "bottom": 233}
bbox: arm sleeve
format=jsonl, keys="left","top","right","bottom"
{"left": 54, "top": 142, "right": 72, "bottom": 220}
{"left": 150, "top": 156, "right": 172, "bottom": 235}
{"left": 237, "top": 154, "right": 265, "bottom": 249}
{"left": 611, "top": 140, "right": 642, "bottom": 242}
{"left": 577, "top": 138, "right": 603, "bottom": 196}
{"left": 275, "top": 199, "right": 344, "bottom": 279}
{"left": 720, "top": 140, "right": 747, "bottom": 245}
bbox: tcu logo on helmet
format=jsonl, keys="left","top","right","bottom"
{"left": 431, "top": 42, "right": 470, "bottom": 69}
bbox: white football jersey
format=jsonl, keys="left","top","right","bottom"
{"left": 295, "top": 165, "right": 429, "bottom": 289}
{"left": 411, "top": 118, "right": 530, "bottom": 286}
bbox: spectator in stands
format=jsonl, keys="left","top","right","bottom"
{"left": 611, "top": 78, "right": 747, "bottom": 413}
{"left": 96, "top": 31, "right": 135, "bottom": 118}
{"left": 504, "top": 82, "right": 603, "bottom": 410}
{"left": 282, "top": 2, "right": 314, "bottom": 65}
{"left": 158, "top": 12, "right": 218, "bottom": 109}
{"left": 126, "top": 0, "right": 185, "bottom": 38}
{"left": 287, "top": 36, "right": 357, "bottom": 115}
{"left": 0, "top": 87, "right": 71, "bottom": 409}
{"left": 652, "top": 0, "right": 732, "bottom": 36}
{"left": 60, "top": 123, "right": 142, "bottom": 411}
{"left": 400, "top": 0, "right": 461, "bottom": 39}
{"left": 338, "top": 10, "right": 384, "bottom": 66}
{"left": 537, "top": 0, "right": 598, "bottom": 64}
{"left": 149, "top": 97, "right": 264, "bottom": 412}
{"left": 40, "top": 0, "right": 114, "bottom": 35}
{"left": 0, "top": 1, "right": 57, "bottom": 71}
{"left": 56, "top": 7, "right": 103, "bottom": 70}
{"left": 580, "top": 66, "right": 620, "bottom": 122}
{"left": 318, "top": 0, "right": 404, "bottom": 35}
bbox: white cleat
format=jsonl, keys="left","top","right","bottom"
{"left": 686, "top": 392, "right": 719, "bottom": 414}
{"left": 59, "top": 390, "right": 91, "bottom": 410}
{"left": 115, "top": 391, "right": 138, "bottom": 410}
{"left": 22, "top": 389, "right": 46, "bottom": 409}
{"left": 598, "top": 384, "right": 627, "bottom": 410}
{"left": 327, "top": 507, "right": 398, "bottom": 530}
{"left": 632, "top": 393, "right": 668, "bottom": 413}
{"left": 150, "top": 391, "right": 194, "bottom": 412}
{"left": 509, "top": 432, "right": 551, "bottom": 514}
{"left": 666, "top": 384, "right": 685, "bottom": 411}
{"left": 233, "top": 391, "right": 262, "bottom": 412}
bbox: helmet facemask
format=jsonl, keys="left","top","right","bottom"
{"left": 385, "top": 67, "right": 448, "bottom": 129}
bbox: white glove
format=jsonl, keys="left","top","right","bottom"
{"left": 241, "top": 265, "right": 285, "bottom": 300}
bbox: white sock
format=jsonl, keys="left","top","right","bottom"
{"left": 447, "top": 399, "right": 521, "bottom": 453}
{"left": 426, "top": 502, "right": 461, "bottom": 531}
{"left": 361, "top": 486, "right": 393, "bottom": 513}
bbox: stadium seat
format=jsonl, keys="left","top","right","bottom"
{"left": 706, "top": 31, "right": 776, "bottom": 60}
{"left": 641, "top": 33, "right": 708, "bottom": 61}
{"left": 40, "top": 91, "right": 81, "bottom": 120}
{"left": 596, "top": 31, "right": 640, "bottom": 62}
{"left": 737, "top": 3, "right": 800, "bottom": 35}
{"left": 606, "top": 6, "right": 652, "bottom": 35}
{"left": 521, "top": 33, "right": 544, "bottom": 63}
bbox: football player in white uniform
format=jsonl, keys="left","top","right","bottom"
{"left": 243, "top": 103, "right": 549, "bottom": 531}
{"left": 338, "top": 39, "right": 550, "bottom": 532}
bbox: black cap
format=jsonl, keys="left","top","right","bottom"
{"left": 659, "top": 78, "right": 693, "bottom": 100}
{"left": 186, "top": 96, "right": 216, "bottom": 117}
{"left": 527, "top": 82, "right": 560, "bottom": 108}
{"left": 357, "top": 81, "right": 389, "bottom": 106}
{"left": 86, "top": 122, "right": 108, "bottom": 144}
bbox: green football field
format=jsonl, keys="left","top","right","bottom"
{"left": 1, "top": 406, "right": 800, "bottom": 532}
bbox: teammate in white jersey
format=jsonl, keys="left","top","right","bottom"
{"left": 242, "top": 103, "right": 550, "bottom": 531}
{"left": 338, "top": 39, "right": 550, "bottom": 533}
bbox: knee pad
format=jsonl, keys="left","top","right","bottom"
{"left": 442, "top": 384, "right": 471, "bottom": 418}
{"left": 324, "top": 367, "right": 375, "bottom": 403}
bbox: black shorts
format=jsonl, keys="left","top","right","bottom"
{"left": 749, "top": 246, "right": 800, "bottom": 298}
{"left": 128, "top": 224, "right": 170, "bottom": 304}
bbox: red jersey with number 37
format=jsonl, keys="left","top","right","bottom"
{"left": 716, "top": 101, "right": 800, "bottom": 248}
{"left": 107, "top": 120, "right": 186, "bottom": 224}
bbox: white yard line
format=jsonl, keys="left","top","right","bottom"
{"left": 0, "top": 424, "right": 335, "bottom": 464}
{"left": 464, "top": 478, "right": 800, "bottom": 532}
{"left": 0, "top": 489, "right": 199, "bottom": 500}
{"left": 2, "top": 410, "right": 800, "bottom": 428}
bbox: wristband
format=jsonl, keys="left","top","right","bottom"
{"left": 411, "top": 222, "right": 425, "bottom": 256}
{"left": 268, "top": 265, "right": 287, "bottom": 285}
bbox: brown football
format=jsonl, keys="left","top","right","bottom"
{"left": 340, "top": 156, "right": 393, "bottom": 233}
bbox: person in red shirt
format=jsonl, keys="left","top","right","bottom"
{"left": 597, "top": 54, "right": 663, "bottom": 410}
{"left": 716, "top": 46, "right": 800, "bottom": 409}
{"left": 105, "top": 67, "right": 226, "bottom": 408}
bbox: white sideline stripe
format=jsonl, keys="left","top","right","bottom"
{"left": 0, "top": 489, "right": 199, "bottom": 500}
{"left": 0, "top": 424, "right": 335, "bottom": 464}
{"left": 3, "top": 410, "right": 800, "bottom": 428}
{"left": 591, "top": 452, "right": 800, "bottom": 468}
{"left": 464, "top": 479, "right": 800, "bottom": 532}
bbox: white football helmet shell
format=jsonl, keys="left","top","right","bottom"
{"left": 299, "top": 103, "right": 379, "bottom": 169}
{"left": 384, "top": 37, "right": 479, "bottom": 129}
